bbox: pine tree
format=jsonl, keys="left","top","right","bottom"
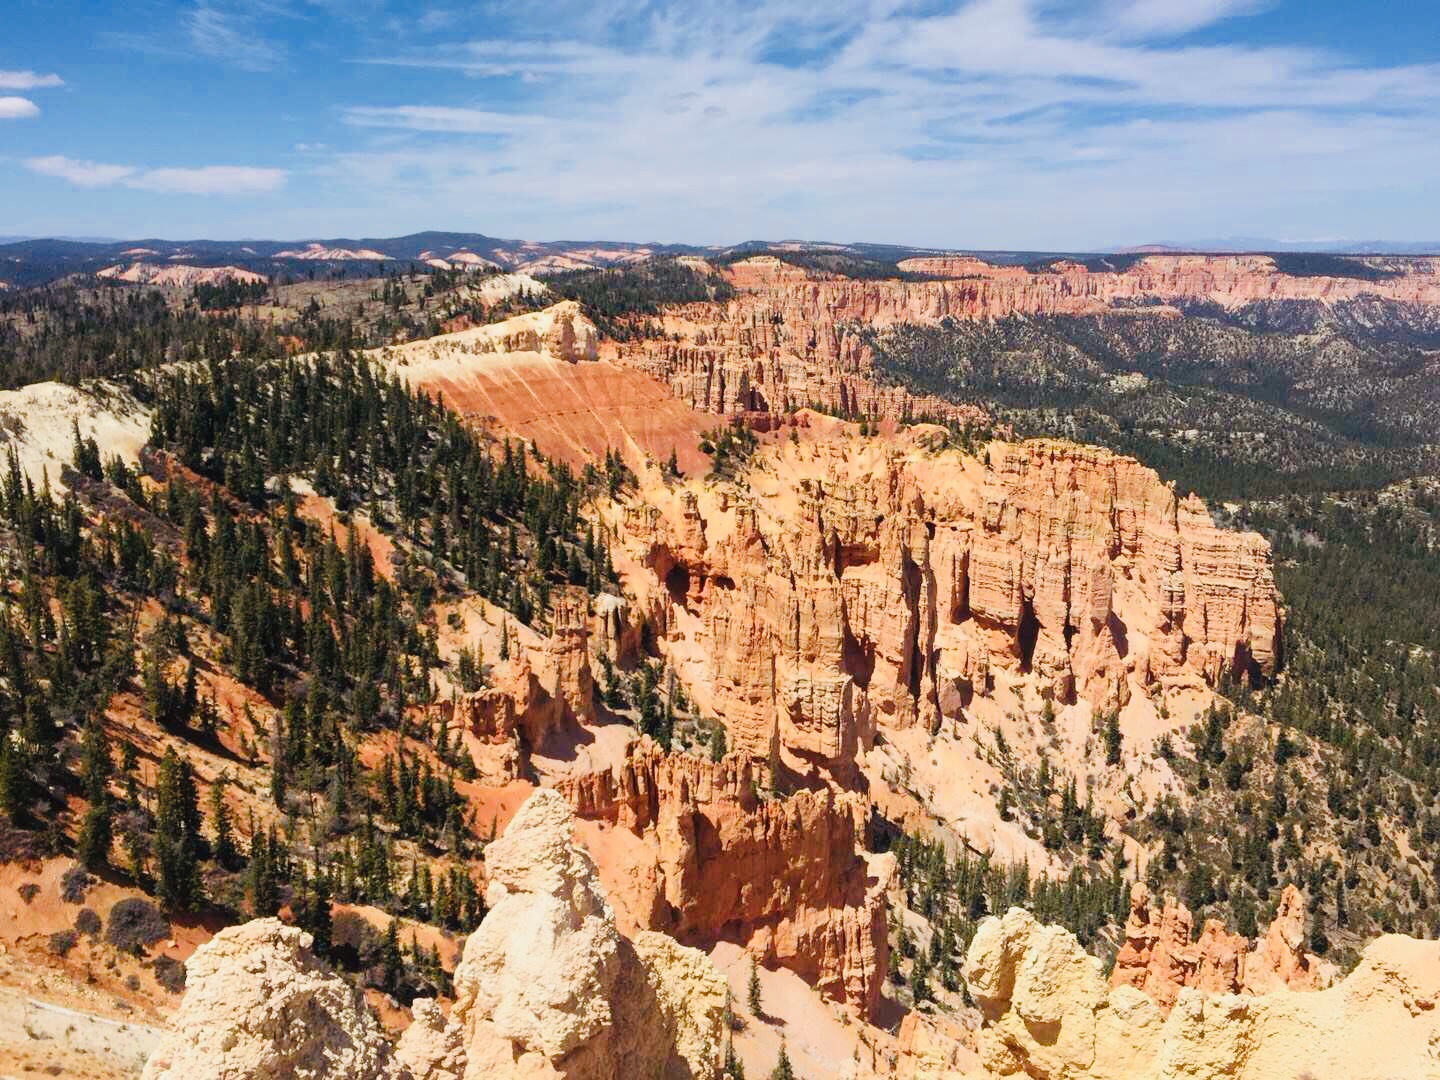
{"left": 0, "top": 737, "right": 28, "bottom": 823}
{"left": 250, "top": 828, "right": 280, "bottom": 916}
{"left": 724, "top": 1038, "right": 745, "bottom": 1080}
{"left": 770, "top": 1039, "right": 794, "bottom": 1080}
{"left": 382, "top": 917, "right": 404, "bottom": 993}
{"left": 270, "top": 711, "right": 288, "bottom": 809}
{"left": 76, "top": 716, "right": 114, "bottom": 869}
{"left": 154, "top": 748, "right": 204, "bottom": 909}
{"left": 1103, "top": 712, "right": 1122, "bottom": 766}
{"left": 305, "top": 873, "right": 333, "bottom": 958}
{"left": 748, "top": 957, "right": 763, "bottom": 1016}
{"left": 210, "top": 776, "right": 238, "bottom": 871}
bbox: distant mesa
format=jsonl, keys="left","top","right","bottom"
{"left": 272, "top": 242, "right": 392, "bottom": 261}
{"left": 97, "top": 262, "right": 267, "bottom": 286}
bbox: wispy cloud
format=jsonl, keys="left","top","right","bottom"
{"left": 0, "top": 97, "right": 41, "bottom": 120}
{"left": 0, "top": 70, "right": 64, "bottom": 90}
{"left": 341, "top": 105, "right": 543, "bottom": 135}
{"left": 188, "top": 2, "right": 287, "bottom": 71}
{"left": 326, "top": 0, "right": 1440, "bottom": 246}
{"left": 26, "top": 155, "right": 287, "bottom": 195}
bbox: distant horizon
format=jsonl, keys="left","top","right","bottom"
{"left": 3, "top": 229, "right": 1439, "bottom": 259}
{"left": 5, "top": 1, "right": 1440, "bottom": 247}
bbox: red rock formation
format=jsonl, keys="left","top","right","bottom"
{"left": 557, "top": 738, "right": 894, "bottom": 1019}
{"left": 615, "top": 253, "right": 1440, "bottom": 431}
{"left": 608, "top": 428, "right": 1280, "bottom": 768}
{"left": 898, "top": 253, "right": 1440, "bottom": 312}
{"left": 1246, "top": 883, "right": 1336, "bottom": 993}
{"left": 372, "top": 302, "right": 713, "bottom": 473}
{"left": 1111, "top": 883, "right": 1335, "bottom": 1010}
{"left": 453, "top": 587, "right": 596, "bottom": 783}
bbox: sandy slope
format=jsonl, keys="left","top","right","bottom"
{"left": 0, "top": 380, "right": 151, "bottom": 490}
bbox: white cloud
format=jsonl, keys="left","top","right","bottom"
{"left": 324, "top": 0, "right": 1440, "bottom": 246}
{"left": 341, "top": 105, "right": 543, "bottom": 134}
{"left": 0, "top": 70, "right": 63, "bottom": 90}
{"left": 188, "top": 2, "right": 286, "bottom": 71}
{"left": 130, "top": 166, "right": 287, "bottom": 194}
{"left": 0, "top": 97, "right": 41, "bottom": 120}
{"left": 25, "top": 156, "right": 286, "bottom": 195}
{"left": 25, "top": 155, "right": 135, "bottom": 186}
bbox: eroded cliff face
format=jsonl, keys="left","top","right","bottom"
{"left": 962, "top": 905, "right": 1440, "bottom": 1080}
{"left": 616, "top": 254, "right": 1440, "bottom": 429}
{"left": 558, "top": 737, "right": 893, "bottom": 1018}
{"left": 604, "top": 424, "right": 1279, "bottom": 773}
{"left": 450, "top": 586, "right": 596, "bottom": 784}
{"left": 1110, "top": 883, "right": 1336, "bottom": 1011}
{"left": 897, "top": 253, "right": 1440, "bottom": 311}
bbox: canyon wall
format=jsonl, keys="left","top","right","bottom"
{"left": 896, "top": 252, "right": 1440, "bottom": 311}
{"left": 608, "top": 428, "right": 1280, "bottom": 772}
{"left": 558, "top": 738, "right": 893, "bottom": 1019}
{"left": 619, "top": 254, "right": 1440, "bottom": 427}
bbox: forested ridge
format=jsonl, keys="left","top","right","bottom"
{"left": 0, "top": 349, "right": 619, "bottom": 999}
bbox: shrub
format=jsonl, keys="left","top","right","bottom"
{"left": 75, "top": 907, "right": 101, "bottom": 938}
{"left": 105, "top": 898, "right": 168, "bottom": 952}
{"left": 61, "top": 865, "right": 93, "bottom": 904}
{"left": 124, "top": 974, "right": 140, "bottom": 991}
{"left": 48, "top": 930, "right": 78, "bottom": 957}
{"left": 17, "top": 882, "right": 39, "bottom": 904}
{"left": 153, "top": 955, "right": 186, "bottom": 994}
{"left": 329, "top": 910, "right": 382, "bottom": 972}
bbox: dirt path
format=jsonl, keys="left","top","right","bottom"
{"left": 0, "top": 985, "right": 162, "bottom": 1078}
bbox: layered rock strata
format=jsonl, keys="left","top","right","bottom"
{"left": 1111, "top": 883, "right": 1335, "bottom": 1010}
{"left": 559, "top": 738, "right": 893, "bottom": 1018}
{"left": 452, "top": 586, "right": 595, "bottom": 783}
{"left": 609, "top": 429, "right": 1279, "bottom": 770}
{"left": 962, "top": 905, "right": 1440, "bottom": 1080}
{"left": 620, "top": 254, "right": 1440, "bottom": 428}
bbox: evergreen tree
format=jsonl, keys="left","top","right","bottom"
{"left": 723, "top": 1039, "right": 745, "bottom": 1079}
{"left": 154, "top": 748, "right": 204, "bottom": 909}
{"left": 770, "top": 1039, "right": 794, "bottom": 1080}
{"left": 210, "top": 776, "right": 238, "bottom": 871}
{"left": 748, "top": 957, "right": 763, "bottom": 1016}
{"left": 382, "top": 917, "right": 404, "bottom": 993}
{"left": 76, "top": 715, "right": 114, "bottom": 869}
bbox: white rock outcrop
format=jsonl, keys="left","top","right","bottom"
{"left": 450, "top": 786, "right": 728, "bottom": 1079}
{"left": 141, "top": 918, "right": 403, "bottom": 1080}
{"left": 142, "top": 789, "right": 728, "bottom": 1080}
{"left": 394, "top": 998, "right": 465, "bottom": 1080}
{"left": 962, "top": 905, "right": 1440, "bottom": 1080}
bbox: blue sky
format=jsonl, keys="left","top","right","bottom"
{"left": 3, "top": 0, "right": 1439, "bottom": 248}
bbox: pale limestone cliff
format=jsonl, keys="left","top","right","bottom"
{"left": 393, "top": 999, "right": 465, "bottom": 1080}
{"left": 962, "top": 905, "right": 1440, "bottom": 1080}
{"left": 140, "top": 918, "right": 402, "bottom": 1080}
{"left": 451, "top": 787, "right": 727, "bottom": 1079}
{"left": 559, "top": 737, "right": 893, "bottom": 1018}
